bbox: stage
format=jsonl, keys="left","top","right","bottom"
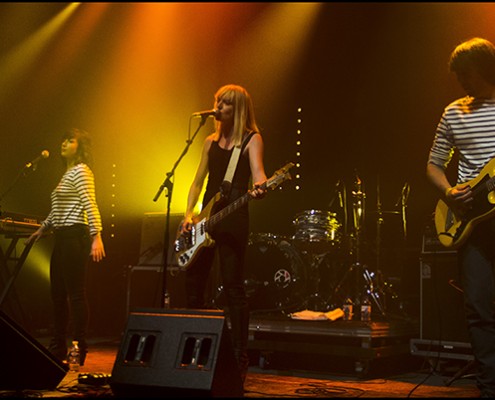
{"left": 247, "top": 311, "right": 419, "bottom": 377}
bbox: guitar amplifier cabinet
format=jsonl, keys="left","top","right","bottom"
{"left": 125, "top": 265, "right": 186, "bottom": 316}
{"left": 413, "top": 246, "right": 473, "bottom": 362}
{"left": 138, "top": 212, "right": 183, "bottom": 267}
{"left": 419, "top": 251, "right": 470, "bottom": 345}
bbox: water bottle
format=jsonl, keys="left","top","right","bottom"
{"left": 67, "top": 340, "right": 81, "bottom": 372}
{"left": 360, "top": 294, "right": 371, "bottom": 322}
{"left": 164, "top": 291, "right": 171, "bottom": 309}
{"left": 342, "top": 297, "right": 354, "bottom": 321}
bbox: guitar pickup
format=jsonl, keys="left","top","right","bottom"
{"left": 175, "top": 231, "right": 192, "bottom": 252}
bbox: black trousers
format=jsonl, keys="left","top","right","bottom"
{"left": 185, "top": 220, "right": 250, "bottom": 362}
{"left": 50, "top": 224, "right": 91, "bottom": 348}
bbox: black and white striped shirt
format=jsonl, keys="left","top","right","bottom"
{"left": 428, "top": 97, "right": 495, "bottom": 184}
{"left": 42, "top": 163, "right": 103, "bottom": 236}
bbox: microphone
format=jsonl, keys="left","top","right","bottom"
{"left": 192, "top": 109, "right": 218, "bottom": 118}
{"left": 25, "top": 150, "right": 49, "bottom": 171}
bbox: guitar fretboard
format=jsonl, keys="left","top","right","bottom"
{"left": 205, "top": 192, "right": 252, "bottom": 231}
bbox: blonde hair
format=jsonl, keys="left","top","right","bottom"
{"left": 213, "top": 84, "right": 259, "bottom": 145}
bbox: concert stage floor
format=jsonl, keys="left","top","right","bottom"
{"left": 0, "top": 309, "right": 481, "bottom": 399}
{"left": 1, "top": 334, "right": 480, "bottom": 398}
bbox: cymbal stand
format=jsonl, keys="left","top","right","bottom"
{"left": 400, "top": 182, "right": 410, "bottom": 240}
{"left": 374, "top": 176, "right": 390, "bottom": 312}
{"left": 305, "top": 251, "right": 332, "bottom": 311}
{"left": 376, "top": 176, "right": 383, "bottom": 281}
{"left": 350, "top": 174, "right": 386, "bottom": 317}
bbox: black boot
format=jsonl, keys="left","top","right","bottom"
{"left": 228, "top": 300, "right": 250, "bottom": 385}
{"left": 234, "top": 350, "right": 250, "bottom": 385}
{"left": 74, "top": 339, "right": 88, "bottom": 366}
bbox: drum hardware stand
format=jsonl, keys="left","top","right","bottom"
{"left": 304, "top": 251, "right": 332, "bottom": 311}
{"left": 397, "top": 182, "right": 410, "bottom": 240}
{"left": 372, "top": 181, "right": 409, "bottom": 315}
{"left": 376, "top": 176, "right": 384, "bottom": 288}
{"left": 328, "top": 179, "right": 348, "bottom": 238}
{"left": 373, "top": 175, "right": 390, "bottom": 314}
{"left": 350, "top": 173, "right": 386, "bottom": 318}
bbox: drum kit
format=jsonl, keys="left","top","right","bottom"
{"left": 241, "top": 174, "right": 409, "bottom": 317}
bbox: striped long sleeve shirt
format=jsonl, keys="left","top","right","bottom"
{"left": 428, "top": 96, "right": 495, "bottom": 184}
{"left": 41, "top": 163, "right": 103, "bottom": 236}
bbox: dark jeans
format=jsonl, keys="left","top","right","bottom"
{"left": 458, "top": 219, "right": 495, "bottom": 395}
{"left": 50, "top": 224, "right": 91, "bottom": 349}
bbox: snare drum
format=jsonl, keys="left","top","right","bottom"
{"left": 292, "top": 209, "right": 341, "bottom": 253}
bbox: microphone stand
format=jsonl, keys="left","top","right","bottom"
{"left": 0, "top": 162, "right": 40, "bottom": 329}
{"left": 0, "top": 163, "right": 36, "bottom": 204}
{"left": 153, "top": 115, "right": 210, "bottom": 308}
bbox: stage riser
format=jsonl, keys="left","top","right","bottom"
{"left": 247, "top": 317, "right": 418, "bottom": 377}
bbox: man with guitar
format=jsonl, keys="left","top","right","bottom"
{"left": 426, "top": 37, "right": 495, "bottom": 398}
{"left": 180, "top": 84, "right": 267, "bottom": 385}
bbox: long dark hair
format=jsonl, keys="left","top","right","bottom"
{"left": 62, "top": 128, "right": 94, "bottom": 168}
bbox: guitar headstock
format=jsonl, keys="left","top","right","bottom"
{"left": 265, "top": 162, "right": 295, "bottom": 191}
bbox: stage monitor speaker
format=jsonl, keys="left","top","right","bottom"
{"left": 420, "top": 252, "right": 470, "bottom": 344}
{"left": 0, "top": 310, "right": 68, "bottom": 390}
{"left": 110, "top": 308, "right": 243, "bottom": 398}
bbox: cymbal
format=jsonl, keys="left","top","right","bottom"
{"left": 370, "top": 210, "right": 400, "bottom": 215}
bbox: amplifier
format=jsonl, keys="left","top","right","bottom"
{"left": 125, "top": 265, "right": 186, "bottom": 316}
{"left": 138, "top": 212, "right": 183, "bottom": 266}
{"left": 419, "top": 252, "right": 470, "bottom": 344}
{"left": 410, "top": 338, "right": 473, "bottom": 362}
{"left": 421, "top": 221, "right": 456, "bottom": 255}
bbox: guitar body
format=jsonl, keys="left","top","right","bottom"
{"left": 435, "top": 158, "right": 495, "bottom": 249}
{"left": 174, "top": 192, "right": 223, "bottom": 270}
{"left": 174, "top": 162, "right": 295, "bottom": 271}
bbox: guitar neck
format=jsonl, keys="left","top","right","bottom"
{"left": 201, "top": 162, "right": 293, "bottom": 233}
{"left": 205, "top": 191, "right": 252, "bottom": 231}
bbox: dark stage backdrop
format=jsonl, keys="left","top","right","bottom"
{"left": 0, "top": 3, "right": 491, "bottom": 336}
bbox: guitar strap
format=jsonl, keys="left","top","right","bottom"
{"left": 220, "top": 131, "right": 255, "bottom": 198}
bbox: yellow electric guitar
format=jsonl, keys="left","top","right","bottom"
{"left": 174, "top": 162, "right": 295, "bottom": 270}
{"left": 435, "top": 158, "right": 495, "bottom": 249}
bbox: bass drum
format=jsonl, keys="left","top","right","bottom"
{"left": 244, "top": 233, "right": 307, "bottom": 312}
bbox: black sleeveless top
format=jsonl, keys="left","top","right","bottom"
{"left": 201, "top": 132, "right": 256, "bottom": 239}
{"left": 203, "top": 132, "right": 255, "bottom": 206}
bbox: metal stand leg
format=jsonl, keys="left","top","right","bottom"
{"left": 445, "top": 359, "right": 477, "bottom": 387}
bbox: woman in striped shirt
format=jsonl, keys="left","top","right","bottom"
{"left": 427, "top": 37, "right": 495, "bottom": 398}
{"left": 27, "top": 128, "right": 105, "bottom": 366}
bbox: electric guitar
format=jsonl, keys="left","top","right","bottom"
{"left": 435, "top": 157, "right": 495, "bottom": 249}
{"left": 174, "top": 162, "right": 295, "bottom": 270}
